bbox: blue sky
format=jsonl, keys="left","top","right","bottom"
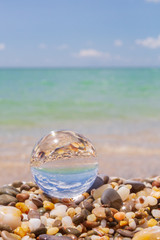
{"left": 0, "top": 0, "right": 160, "bottom": 67}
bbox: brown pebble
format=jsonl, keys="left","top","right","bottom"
{"left": 124, "top": 180, "right": 145, "bottom": 193}
{"left": 152, "top": 181, "right": 160, "bottom": 188}
{"left": 116, "top": 229, "right": 134, "bottom": 238}
{"left": 52, "top": 220, "right": 62, "bottom": 228}
{"left": 80, "top": 200, "right": 93, "bottom": 212}
{"left": 72, "top": 213, "right": 85, "bottom": 225}
{"left": 0, "top": 224, "right": 12, "bottom": 232}
{"left": 65, "top": 228, "right": 81, "bottom": 237}
{"left": 20, "top": 184, "right": 31, "bottom": 191}
{"left": 66, "top": 234, "right": 77, "bottom": 240}
{"left": 16, "top": 193, "right": 29, "bottom": 202}
{"left": 12, "top": 181, "right": 23, "bottom": 188}
{"left": 83, "top": 220, "right": 100, "bottom": 229}
{"left": 32, "top": 198, "right": 43, "bottom": 208}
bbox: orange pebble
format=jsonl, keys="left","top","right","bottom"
{"left": 43, "top": 200, "right": 55, "bottom": 210}
{"left": 114, "top": 212, "right": 126, "bottom": 221}
{"left": 15, "top": 202, "right": 29, "bottom": 214}
{"left": 14, "top": 227, "right": 26, "bottom": 238}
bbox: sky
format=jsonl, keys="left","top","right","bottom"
{"left": 0, "top": 0, "right": 160, "bottom": 67}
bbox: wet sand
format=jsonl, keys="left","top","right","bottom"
{"left": 1, "top": 127, "right": 160, "bottom": 186}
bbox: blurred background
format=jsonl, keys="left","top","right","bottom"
{"left": 0, "top": 0, "right": 160, "bottom": 185}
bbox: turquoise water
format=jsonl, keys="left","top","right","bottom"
{"left": 1, "top": 68, "right": 160, "bottom": 127}
{"left": 31, "top": 163, "right": 98, "bottom": 198}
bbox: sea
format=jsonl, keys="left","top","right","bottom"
{"left": 0, "top": 68, "right": 160, "bottom": 183}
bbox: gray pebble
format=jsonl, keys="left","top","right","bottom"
{"left": 87, "top": 176, "right": 104, "bottom": 194}
{"left": 0, "top": 194, "right": 18, "bottom": 205}
{"left": 65, "top": 228, "right": 81, "bottom": 237}
{"left": 52, "top": 219, "right": 62, "bottom": 228}
{"left": 33, "top": 226, "right": 47, "bottom": 236}
{"left": 1, "top": 231, "right": 17, "bottom": 240}
{"left": 116, "top": 229, "right": 134, "bottom": 238}
{"left": 0, "top": 186, "right": 19, "bottom": 197}
{"left": 12, "top": 181, "right": 23, "bottom": 188}
{"left": 101, "top": 188, "right": 123, "bottom": 210}
{"left": 20, "top": 184, "right": 31, "bottom": 191}
{"left": 72, "top": 213, "right": 85, "bottom": 225}
{"left": 28, "top": 210, "right": 40, "bottom": 219}
{"left": 0, "top": 224, "right": 12, "bottom": 232}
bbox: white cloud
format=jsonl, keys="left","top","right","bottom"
{"left": 38, "top": 43, "right": 47, "bottom": 49}
{"left": 0, "top": 43, "right": 5, "bottom": 51}
{"left": 114, "top": 40, "right": 123, "bottom": 47}
{"left": 136, "top": 35, "right": 160, "bottom": 49}
{"left": 75, "top": 49, "right": 110, "bottom": 58}
{"left": 57, "top": 44, "right": 68, "bottom": 50}
{"left": 146, "top": 0, "right": 160, "bottom": 2}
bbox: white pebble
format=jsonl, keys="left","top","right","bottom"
{"left": 0, "top": 206, "right": 21, "bottom": 230}
{"left": 129, "top": 219, "right": 136, "bottom": 230}
{"left": 91, "top": 235, "right": 101, "bottom": 240}
{"left": 40, "top": 216, "right": 47, "bottom": 226}
{"left": 29, "top": 218, "right": 41, "bottom": 232}
{"left": 152, "top": 209, "right": 160, "bottom": 218}
{"left": 147, "top": 196, "right": 158, "bottom": 206}
{"left": 125, "top": 212, "right": 135, "bottom": 219}
{"left": 93, "top": 203, "right": 100, "bottom": 208}
{"left": 46, "top": 218, "right": 55, "bottom": 227}
{"left": 22, "top": 213, "right": 28, "bottom": 221}
{"left": 50, "top": 205, "right": 67, "bottom": 217}
{"left": 75, "top": 207, "right": 81, "bottom": 214}
{"left": 21, "top": 236, "right": 30, "bottom": 240}
{"left": 117, "top": 186, "right": 130, "bottom": 201}
{"left": 62, "top": 216, "right": 73, "bottom": 227}
{"left": 100, "top": 219, "right": 107, "bottom": 228}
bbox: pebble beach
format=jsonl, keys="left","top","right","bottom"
{"left": 1, "top": 175, "right": 160, "bottom": 240}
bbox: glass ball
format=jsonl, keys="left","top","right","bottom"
{"left": 30, "top": 130, "right": 98, "bottom": 199}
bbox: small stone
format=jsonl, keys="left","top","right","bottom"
{"left": 29, "top": 218, "right": 41, "bottom": 232}
{"left": 50, "top": 205, "right": 67, "bottom": 218}
{"left": 39, "top": 235, "right": 72, "bottom": 240}
{"left": 12, "top": 181, "right": 23, "bottom": 188}
{"left": 33, "top": 226, "right": 47, "bottom": 237}
{"left": 152, "top": 181, "right": 160, "bottom": 187}
{"left": 43, "top": 201, "right": 55, "bottom": 210}
{"left": 128, "top": 218, "right": 136, "bottom": 230}
{"left": 14, "top": 226, "right": 26, "bottom": 237}
{"left": 20, "top": 184, "right": 31, "bottom": 191}
{"left": 116, "top": 229, "right": 134, "bottom": 238}
{"left": 0, "top": 186, "right": 19, "bottom": 197}
{"left": 16, "top": 193, "right": 29, "bottom": 202}
{"left": 38, "top": 207, "right": 46, "bottom": 215}
{"left": 72, "top": 213, "right": 85, "bottom": 225}
{"left": 15, "top": 202, "right": 29, "bottom": 213}
{"left": 87, "top": 176, "right": 104, "bottom": 194}
{"left": 1, "top": 230, "right": 18, "bottom": 240}
{"left": 0, "top": 194, "right": 18, "bottom": 205}
{"left": 62, "top": 216, "right": 73, "bottom": 227}
{"left": 146, "top": 196, "right": 158, "bottom": 206}
{"left": 65, "top": 228, "right": 81, "bottom": 237}
{"left": 52, "top": 220, "right": 62, "bottom": 228}
{"left": 32, "top": 198, "right": 43, "bottom": 208}
{"left": 28, "top": 210, "right": 40, "bottom": 219}
{"left": 87, "top": 214, "right": 96, "bottom": 222}
{"left": 132, "top": 226, "right": 160, "bottom": 240}
{"left": 147, "top": 218, "right": 158, "bottom": 227}
{"left": 124, "top": 181, "right": 145, "bottom": 193}
{"left": 47, "top": 227, "right": 59, "bottom": 235}
{"left": 25, "top": 199, "right": 37, "bottom": 210}
{"left": 67, "top": 208, "right": 76, "bottom": 218}
{"left": 0, "top": 206, "right": 21, "bottom": 230}
{"left": 152, "top": 209, "right": 160, "bottom": 218}
{"left": 101, "top": 188, "right": 123, "bottom": 210}
{"left": 83, "top": 221, "right": 100, "bottom": 229}
{"left": 80, "top": 200, "right": 93, "bottom": 212}
{"left": 92, "top": 207, "right": 106, "bottom": 219}
{"left": 117, "top": 186, "right": 130, "bottom": 201}
{"left": 114, "top": 212, "right": 125, "bottom": 221}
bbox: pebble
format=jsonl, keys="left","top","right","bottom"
{"left": 114, "top": 212, "right": 125, "bottom": 221}
{"left": 52, "top": 219, "right": 62, "bottom": 228}
{"left": 80, "top": 200, "right": 94, "bottom": 212}
{"left": 43, "top": 201, "right": 55, "bottom": 210}
{"left": 39, "top": 235, "right": 73, "bottom": 240}
{"left": 65, "top": 228, "right": 81, "bottom": 237}
{"left": 117, "top": 186, "right": 130, "bottom": 201}
{"left": 92, "top": 184, "right": 112, "bottom": 200}
{"left": 0, "top": 206, "right": 21, "bottom": 230}
{"left": 0, "top": 223, "right": 12, "bottom": 232}
{"left": 0, "top": 194, "right": 18, "bottom": 205}
{"left": 16, "top": 193, "right": 29, "bottom": 202}
{"left": 116, "top": 229, "right": 134, "bottom": 238}
{"left": 72, "top": 213, "right": 85, "bottom": 225}
{"left": 12, "top": 181, "right": 23, "bottom": 188}
{"left": 124, "top": 181, "right": 145, "bottom": 193}
{"left": 151, "top": 209, "right": 160, "bottom": 218}
{"left": 47, "top": 227, "right": 59, "bottom": 235}
{"left": 147, "top": 218, "right": 157, "bottom": 227}
{"left": 50, "top": 205, "right": 67, "bottom": 218}
{"left": 1, "top": 230, "right": 18, "bottom": 240}
{"left": 87, "top": 214, "right": 97, "bottom": 222}
{"left": 101, "top": 188, "right": 123, "bottom": 210}
{"left": 83, "top": 220, "right": 100, "bottom": 229}
{"left": 146, "top": 196, "right": 158, "bottom": 206}
{"left": 132, "top": 226, "right": 160, "bottom": 240}
{"left": 0, "top": 186, "right": 19, "bottom": 197}
{"left": 28, "top": 210, "right": 40, "bottom": 219}
{"left": 32, "top": 198, "right": 43, "bottom": 208}
{"left": 15, "top": 202, "right": 29, "bottom": 213}
{"left": 92, "top": 207, "right": 106, "bottom": 219}
{"left": 20, "top": 184, "right": 31, "bottom": 191}
{"left": 33, "top": 226, "right": 47, "bottom": 237}
{"left": 29, "top": 218, "right": 41, "bottom": 232}
{"left": 62, "top": 216, "right": 73, "bottom": 227}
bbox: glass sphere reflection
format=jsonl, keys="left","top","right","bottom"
{"left": 30, "top": 130, "right": 98, "bottom": 198}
